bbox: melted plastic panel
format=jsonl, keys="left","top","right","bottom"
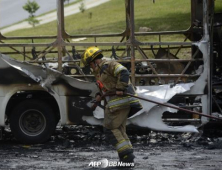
{"left": 0, "top": 53, "right": 98, "bottom": 97}
{"left": 188, "top": 42, "right": 208, "bottom": 95}
{"left": 188, "top": 39, "right": 210, "bottom": 123}
{"left": 0, "top": 54, "right": 37, "bottom": 85}
{"left": 128, "top": 105, "right": 198, "bottom": 133}
{"left": 133, "top": 84, "right": 195, "bottom": 118}
{"left": 86, "top": 83, "right": 198, "bottom": 133}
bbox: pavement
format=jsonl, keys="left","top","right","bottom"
{"left": 0, "top": 0, "right": 110, "bottom": 34}
{"left": 1, "top": 125, "right": 222, "bottom": 170}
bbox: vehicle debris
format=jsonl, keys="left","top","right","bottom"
{"left": 0, "top": 125, "right": 222, "bottom": 169}
{"left": 1, "top": 53, "right": 199, "bottom": 135}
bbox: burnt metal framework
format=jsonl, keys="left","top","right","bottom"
{"left": 0, "top": 0, "right": 220, "bottom": 121}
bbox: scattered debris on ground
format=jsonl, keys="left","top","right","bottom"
{"left": 1, "top": 124, "right": 222, "bottom": 170}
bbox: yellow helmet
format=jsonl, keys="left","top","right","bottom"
{"left": 82, "top": 46, "right": 103, "bottom": 66}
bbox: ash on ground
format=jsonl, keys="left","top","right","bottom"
{"left": 1, "top": 123, "right": 222, "bottom": 170}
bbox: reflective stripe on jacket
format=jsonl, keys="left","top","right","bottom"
{"left": 108, "top": 95, "right": 140, "bottom": 109}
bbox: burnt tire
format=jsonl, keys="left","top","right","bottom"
{"left": 10, "top": 99, "right": 56, "bottom": 144}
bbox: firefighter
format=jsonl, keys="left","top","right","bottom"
{"left": 82, "top": 46, "right": 142, "bottom": 165}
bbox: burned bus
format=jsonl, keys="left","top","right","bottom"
{"left": 0, "top": 0, "right": 221, "bottom": 144}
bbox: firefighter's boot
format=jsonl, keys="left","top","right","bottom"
{"left": 118, "top": 149, "right": 135, "bottom": 163}
{"left": 118, "top": 150, "right": 135, "bottom": 168}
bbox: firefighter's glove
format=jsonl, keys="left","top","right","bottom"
{"left": 95, "top": 94, "right": 102, "bottom": 102}
{"left": 91, "top": 99, "right": 105, "bottom": 111}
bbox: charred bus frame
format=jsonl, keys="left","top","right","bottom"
{"left": 0, "top": 0, "right": 221, "bottom": 123}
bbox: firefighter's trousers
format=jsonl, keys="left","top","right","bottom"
{"left": 103, "top": 107, "right": 134, "bottom": 159}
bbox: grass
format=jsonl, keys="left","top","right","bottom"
{"left": 4, "top": 0, "right": 222, "bottom": 37}
{"left": 4, "top": 0, "right": 193, "bottom": 37}
{"left": 1, "top": 0, "right": 222, "bottom": 59}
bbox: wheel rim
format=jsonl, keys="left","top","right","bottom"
{"left": 19, "top": 109, "right": 46, "bottom": 136}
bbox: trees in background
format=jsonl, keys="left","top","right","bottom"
{"left": 23, "top": 0, "right": 40, "bottom": 27}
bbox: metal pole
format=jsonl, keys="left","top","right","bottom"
{"left": 203, "top": 0, "right": 212, "bottom": 118}
{"left": 56, "top": 0, "right": 64, "bottom": 71}
{"left": 125, "top": 0, "right": 130, "bottom": 59}
{"left": 129, "top": 0, "right": 136, "bottom": 85}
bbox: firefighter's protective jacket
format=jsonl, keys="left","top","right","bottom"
{"left": 93, "top": 59, "right": 142, "bottom": 112}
